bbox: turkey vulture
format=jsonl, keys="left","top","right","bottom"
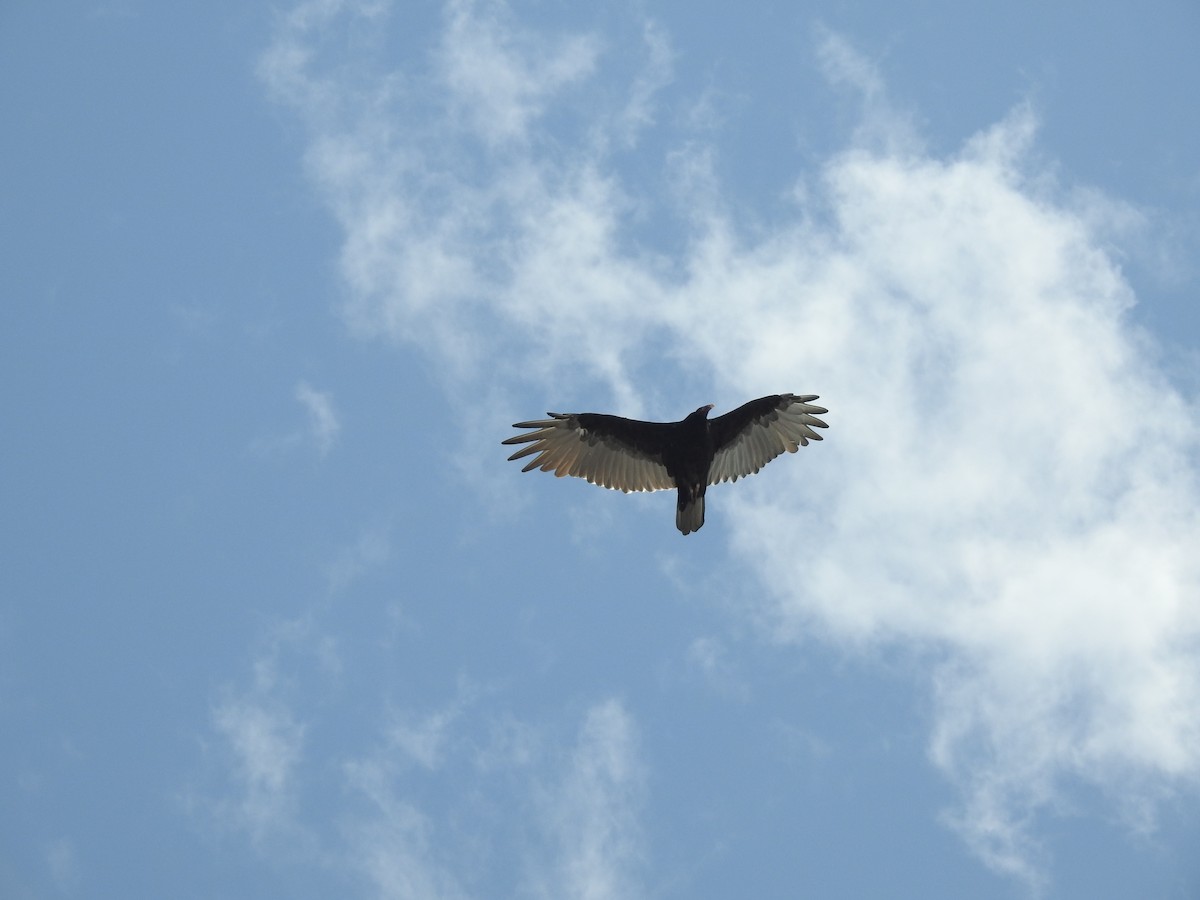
{"left": 503, "top": 394, "right": 828, "bottom": 535}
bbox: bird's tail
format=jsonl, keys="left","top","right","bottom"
{"left": 676, "top": 487, "right": 705, "bottom": 535}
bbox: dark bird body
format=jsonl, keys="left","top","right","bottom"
{"left": 503, "top": 394, "right": 828, "bottom": 534}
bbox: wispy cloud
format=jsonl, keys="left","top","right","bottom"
{"left": 260, "top": 0, "right": 1200, "bottom": 886}
{"left": 384, "top": 676, "right": 477, "bottom": 771}
{"left": 206, "top": 635, "right": 478, "bottom": 897}
{"left": 341, "top": 753, "right": 469, "bottom": 900}
{"left": 686, "top": 636, "right": 750, "bottom": 701}
{"left": 258, "top": 0, "right": 674, "bottom": 404}
{"left": 296, "top": 381, "right": 341, "bottom": 456}
{"left": 337, "top": 694, "right": 645, "bottom": 899}
{"left": 325, "top": 526, "right": 391, "bottom": 594}
{"left": 209, "top": 654, "right": 309, "bottom": 847}
{"left": 528, "top": 699, "right": 646, "bottom": 900}
{"left": 44, "top": 837, "right": 81, "bottom": 894}
{"left": 203, "top": 611, "right": 648, "bottom": 899}
{"left": 438, "top": 0, "right": 600, "bottom": 146}
{"left": 250, "top": 380, "right": 341, "bottom": 458}
{"left": 814, "top": 29, "right": 918, "bottom": 156}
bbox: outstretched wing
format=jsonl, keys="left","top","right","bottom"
{"left": 503, "top": 412, "right": 677, "bottom": 493}
{"left": 707, "top": 394, "right": 828, "bottom": 485}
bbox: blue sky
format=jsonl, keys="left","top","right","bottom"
{"left": 3, "top": 1, "right": 1200, "bottom": 897}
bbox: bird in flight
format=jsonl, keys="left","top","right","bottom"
{"left": 503, "top": 394, "right": 828, "bottom": 535}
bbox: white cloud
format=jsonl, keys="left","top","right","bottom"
{"left": 338, "top": 694, "right": 644, "bottom": 900}
{"left": 383, "top": 678, "right": 475, "bottom": 770}
{"left": 529, "top": 699, "right": 646, "bottom": 900}
{"left": 261, "top": 0, "right": 1200, "bottom": 886}
{"left": 325, "top": 527, "right": 391, "bottom": 594}
{"left": 719, "top": 102, "right": 1200, "bottom": 881}
{"left": 249, "top": 380, "right": 341, "bottom": 458}
{"left": 341, "top": 755, "right": 469, "bottom": 900}
{"left": 814, "top": 28, "right": 917, "bottom": 156}
{"left": 296, "top": 380, "right": 341, "bottom": 456}
{"left": 609, "top": 19, "right": 673, "bottom": 149}
{"left": 211, "top": 663, "right": 308, "bottom": 845}
{"left": 204, "top": 629, "right": 475, "bottom": 898}
{"left": 205, "top": 617, "right": 647, "bottom": 900}
{"left": 686, "top": 636, "right": 749, "bottom": 700}
{"left": 438, "top": 0, "right": 600, "bottom": 146}
{"left": 44, "top": 837, "right": 80, "bottom": 894}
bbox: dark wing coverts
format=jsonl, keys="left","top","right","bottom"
{"left": 707, "top": 394, "right": 828, "bottom": 484}
{"left": 502, "top": 413, "right": 676, "bottom": 493}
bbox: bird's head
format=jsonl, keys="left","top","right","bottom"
{"left": 691, "top": 403, "right": 715, "bottom": 419}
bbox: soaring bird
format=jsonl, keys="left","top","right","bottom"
{"left": 503, "top": 394, "right": 828, "bottom": 535}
